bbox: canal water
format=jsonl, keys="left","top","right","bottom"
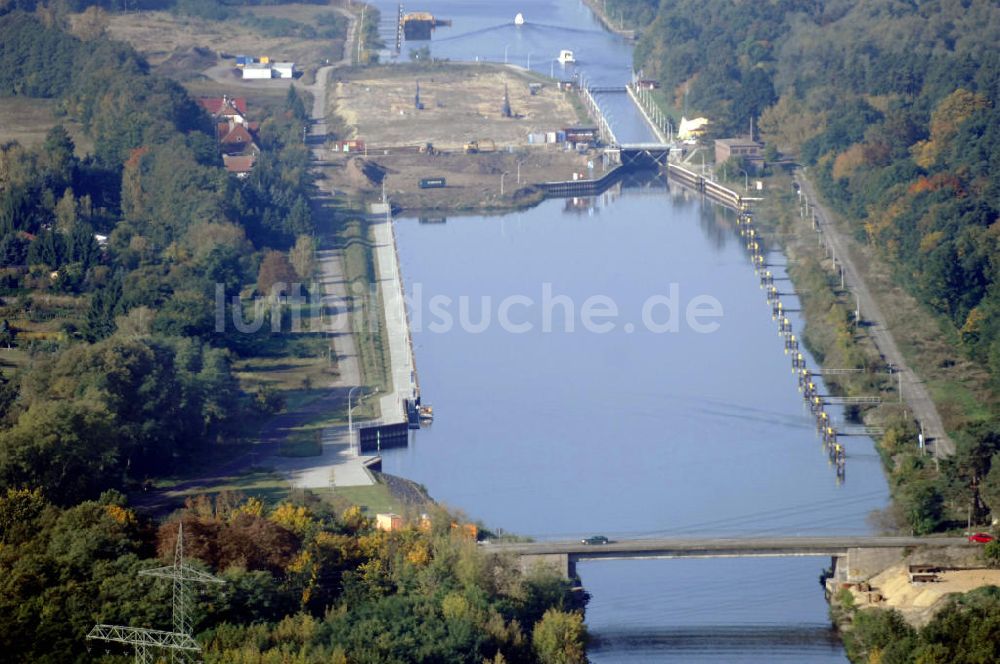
{"left": 366, "top": 1, "right": 890, "bottom": 660}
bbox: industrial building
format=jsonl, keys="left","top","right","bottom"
{"left": 715, "top": 137, "right": 765, "bottom": 171}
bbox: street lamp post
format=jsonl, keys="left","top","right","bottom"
{"left": 348, "top": 387, "right": 379, "bottom": 454}
{"left": 500, "top": 172, "right": 508, "bottom": 196}
{"left": 739, "top": 169, "right": 749, "bottom": 192}
{"left": 347, "top": 385, "right": 362, "bottom": 441}
{"left": 516, "top": 161, "right": 523, "bottom": 185}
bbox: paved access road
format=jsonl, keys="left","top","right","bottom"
{"left": 795, "top": 172, "right": 954, "bottom": 457}
{"left": 268, "top": 6, "right": 377, "bottom": 489}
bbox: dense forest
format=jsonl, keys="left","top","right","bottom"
{"left": 593, "top": 0, "right": 657, "bottom": 31}
{"left": 0, "top": 6, "right": 586, "bottom": 662}
{"left": 1, "top": 489, "right": 585, "bottom": 663}
{"left": 0, "top": 9, "right": 315, "bottom": 501}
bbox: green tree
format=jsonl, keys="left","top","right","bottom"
{"left": 904, "top": 483, "right": 945, "bottom": 535}
{"left": 0, "top": 319, "right": 14, "bottom": 349}
{"left": 41, "top": 124, "right": 76, "bottom": 186}
{"left": 843, "top": 607, "right": 916, "bottom": 664}
{"left": 284, "top": 195, "right": 314, "bottom": 237}
{"left": 198, "top": 347, "right": 239, "bottom": 438}
{"left": 982, "top": 540, "right": 1000, "bottom": 568}
{"left": 84, "top": 272, "right": 125, "bottom": 341}
{"left": 0, "top": 400, "right": 120, "bottom": 504}
{"left": 981, "top": 454, "right": 1000, "bottom": 519}
{"left": 285, "top": 84, "right": 308, "bottom": 123}
{"left": 532, "top": 609, "right": 586, "bottom": 664}
{"left": 732, "top": 67, "right": 776, "bottom": 129}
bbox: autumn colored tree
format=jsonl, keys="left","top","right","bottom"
{"left": 911, "top": 89, "right": 991, "bottom": 168}
{"left": 257, "top": 249, "right": 299, "bottom": 297}
{"left": 289, "top": 234, "right": 316, "bottom": 281}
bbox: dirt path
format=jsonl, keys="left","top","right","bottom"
{"left": 795, "top": 170, "right": 954, "bottom": 457}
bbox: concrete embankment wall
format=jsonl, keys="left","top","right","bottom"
{"left": 625, "top": 84, "right": 669, "bottom": 144}
{"left": 665, "top": 162, "right": 743, "bottom": 210}
{"left": 537, "top": 166, "right": 627, "bottom": 197}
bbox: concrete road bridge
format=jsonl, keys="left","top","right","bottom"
{"left": 482, "top": 536, "right": 972, "bottom": 582}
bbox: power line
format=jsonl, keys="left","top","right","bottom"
{"left": 87, "top": 523, "right": 224, "bottom": 664}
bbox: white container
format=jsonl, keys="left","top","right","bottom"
{"left": 242, "top": 64, "right": 272, "bottom": 80}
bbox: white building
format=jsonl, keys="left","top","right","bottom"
{"left": 272, "top": 62, "right": 296, "bottom": 79}
{"left": 242, "top": 63, "right": 273, "bottom": 80}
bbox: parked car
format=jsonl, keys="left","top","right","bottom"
{"left": 581, "top": 535, "right": 610, "bottom": 545}
{"left": 968, "top": 533, "right": 994, "bottom": 543}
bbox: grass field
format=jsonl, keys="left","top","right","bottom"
{"left": 279, "top": 430, "right": 323, "bottom": 457}
{"left": 103, "top": 6, "right": 346, "bottom": 76}
{"left": 0, "top": 291, "right": 89, "bottom": 373}
{"left": 158, "top": 467, "right": 407, "bottom": 515}
{"left": 338, "top": 218, "right": 391, "bottom": 393}
{"left": 0, "top": 97, "right": 93, "bottom": 153}
{"left": 164, "top": 468, "right": 293, "bottom": 508}
{"left": 326, "top": 482, "right": 405, "bottom": 515}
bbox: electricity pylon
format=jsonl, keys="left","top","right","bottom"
{"left": 87, "top": 523, "right": 224, "bottom": 663}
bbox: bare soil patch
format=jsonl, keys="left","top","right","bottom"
{"left": 318, "top": 149, "right": 598, "bottom": 211}
{"left": 855, "top": 562, "right": 1000, "bottom": 626}
{"left": 331, "top": 63, "right": 579, "bottom": 150}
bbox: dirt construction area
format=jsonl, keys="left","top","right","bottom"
{"left": 851, "top": 562, "right": 1000, "bottom": 626}
{"left": 318, "top": 149, "right": 604, "bottom": 211}
{"left": 330, "top": 64, "right": 583, "bottom": 151}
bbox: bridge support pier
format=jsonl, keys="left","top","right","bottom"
{"left": 844, "top": 547, "right": 907, "bottom": 583}
{"left": 520, "top": 553, "right": 576, "bottom": 581}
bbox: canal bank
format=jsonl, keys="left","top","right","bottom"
{"left": 357, "top": 2, "right": 894, "bottom": 661}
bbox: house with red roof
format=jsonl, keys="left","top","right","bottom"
{"left": 220, "top": 124, "right": 260, "bottom": 156}
{"left": 197, "top": 96, "right": 248, "bottom": 122}
{"left": 223, "top": 154, "right": 257, "bottom": 179}
{"left": 199, "top": 95, "right": 261, "bottom": 175}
